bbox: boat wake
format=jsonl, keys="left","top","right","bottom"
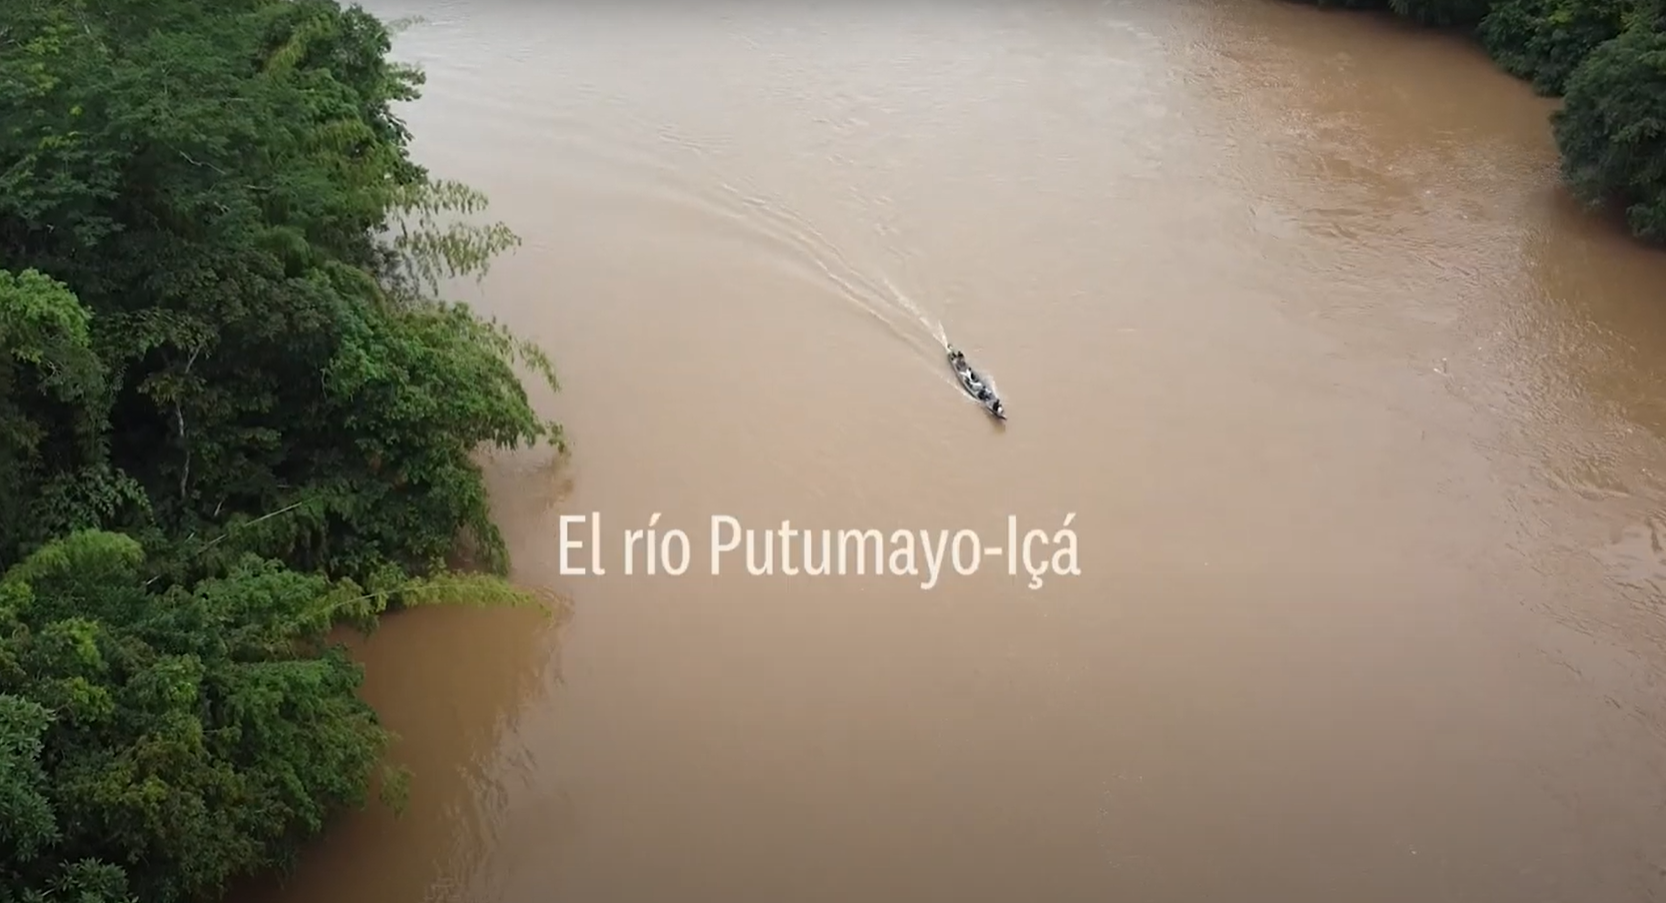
{"left": 538, "top": 120, "right": 991, "bottom": 392}
{"left": 712, "top": 181, "right": 949, "bottom": 357}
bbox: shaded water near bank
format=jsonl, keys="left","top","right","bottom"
{"left": 253, "top": 2, "right": 1666, "bottom": 901}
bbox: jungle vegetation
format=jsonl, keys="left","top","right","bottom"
{"left": 5, "top": 0, "right": 1665, "bottom": 900}
{"left": 0, "top": 0, "right": 562, "bottom": 900}
{"left": 1293, "top": 0, "right": 1666, "bottom": 243}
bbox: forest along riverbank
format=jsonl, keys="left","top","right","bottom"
{"left": 1281, "top": 0, "right": 1666, "bottom": 247}
{"left": 233, "top": 2, "right": 1666, "bottom": 902}
{"left": 0, "top": 3, "right": 563, "bottom": 903}
{"left": 0, "top": 0, "right": 1626, "bottom": 901}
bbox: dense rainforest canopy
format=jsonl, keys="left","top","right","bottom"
{"left": 3, "top": 0, "right": 1666, "bottom": 900}
{"left": 0, "top": 0, "right": 559, "bottom": 901}
{"left": 1294, "top": 0, "right": 1666, "bottom": 243}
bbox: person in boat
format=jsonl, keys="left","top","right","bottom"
{"left": 953, "top": 348, "right": 996, "bottom": 395}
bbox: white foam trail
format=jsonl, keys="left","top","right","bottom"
{"left": 642, "top": 162, "right": 950, "bottom": 363}
{"left": 705, "top": 178, "right": 946, "bottom": 356}
{"left": 878, "top": 272, "right": 947, "bottom": 348}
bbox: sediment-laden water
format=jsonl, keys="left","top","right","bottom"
{"left": 253, "top": 3, "right": 1666, "bottom": 901}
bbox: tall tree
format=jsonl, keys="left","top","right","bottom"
{"left": 0, "top": 0, "right": 562, "bottom": 585}
{"left": 0, "top": 1, "right": 562, "bottom": 900}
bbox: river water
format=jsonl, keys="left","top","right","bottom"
{"left": 253, "top": 2, "right": 1666, "bottom": 901}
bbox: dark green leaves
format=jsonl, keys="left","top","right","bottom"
{"left": 0, "top": 0, "right": 561, "bottom": 900}
{"left": 0, "top": 532, "right": 388, "bottom": 903}
{"left": 1282, "top": 0, "right": 1666, "bottom": 245}
{"left": 1553, "top": 21, "right": 1666, "bottom": 239}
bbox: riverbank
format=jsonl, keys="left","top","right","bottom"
{"left": 1289, "top": 0, "right": 1666, "bottom": 244}
{"left": 12, "top": 2, "right": 1666, "bottom": 902}
{"left": 0, "top": 2, "right": 559, "bottom": 901}
{"left": 257, "top": 3, "right": 1666, "bottom": 901}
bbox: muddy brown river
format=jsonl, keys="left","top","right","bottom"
{"left": 251, "top": 2, "right": 1666, "bottom": 901}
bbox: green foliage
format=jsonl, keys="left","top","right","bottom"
{"left": 1553, "top": 22, "right": 1666, "bottom": 240}
{"left": 0, "top": 531, "right": 545, "bottom": 903}
{"left": 1479, "top": 0, "right": 1635, "bottom": 93}
{"left": 1283, "top": 0, "right": 1666, "bottom": 246}
{"left": 0, "top": 0, "right": 562, "bottom": 899}
{"left": 0, "top": 269, "right": 141, "bottom": 562}
{"left": 0, "top": 0, "right": 562, "bottom": 582}
{"left": 0, "top": 531, "right": 371, "bottom": 903}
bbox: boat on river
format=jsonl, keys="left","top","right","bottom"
{"left": 947, "top": 345, "right": 1006, "bottom": 421}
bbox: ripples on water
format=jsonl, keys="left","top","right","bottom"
{"left": 392, "top": 2, "right": 1186, "bottom": 396}
{"left": 251, "top": 3, "right": 1666, "bottom": 902}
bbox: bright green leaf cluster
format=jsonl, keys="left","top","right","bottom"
{"left": 0, "top": 531, "right": 391, "bottom": 903}
{"left": 0, "top": 0, "right": 562, "bottom": 584}
{"left": 0, "top": 0, "right": 561, "bottom": 899}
